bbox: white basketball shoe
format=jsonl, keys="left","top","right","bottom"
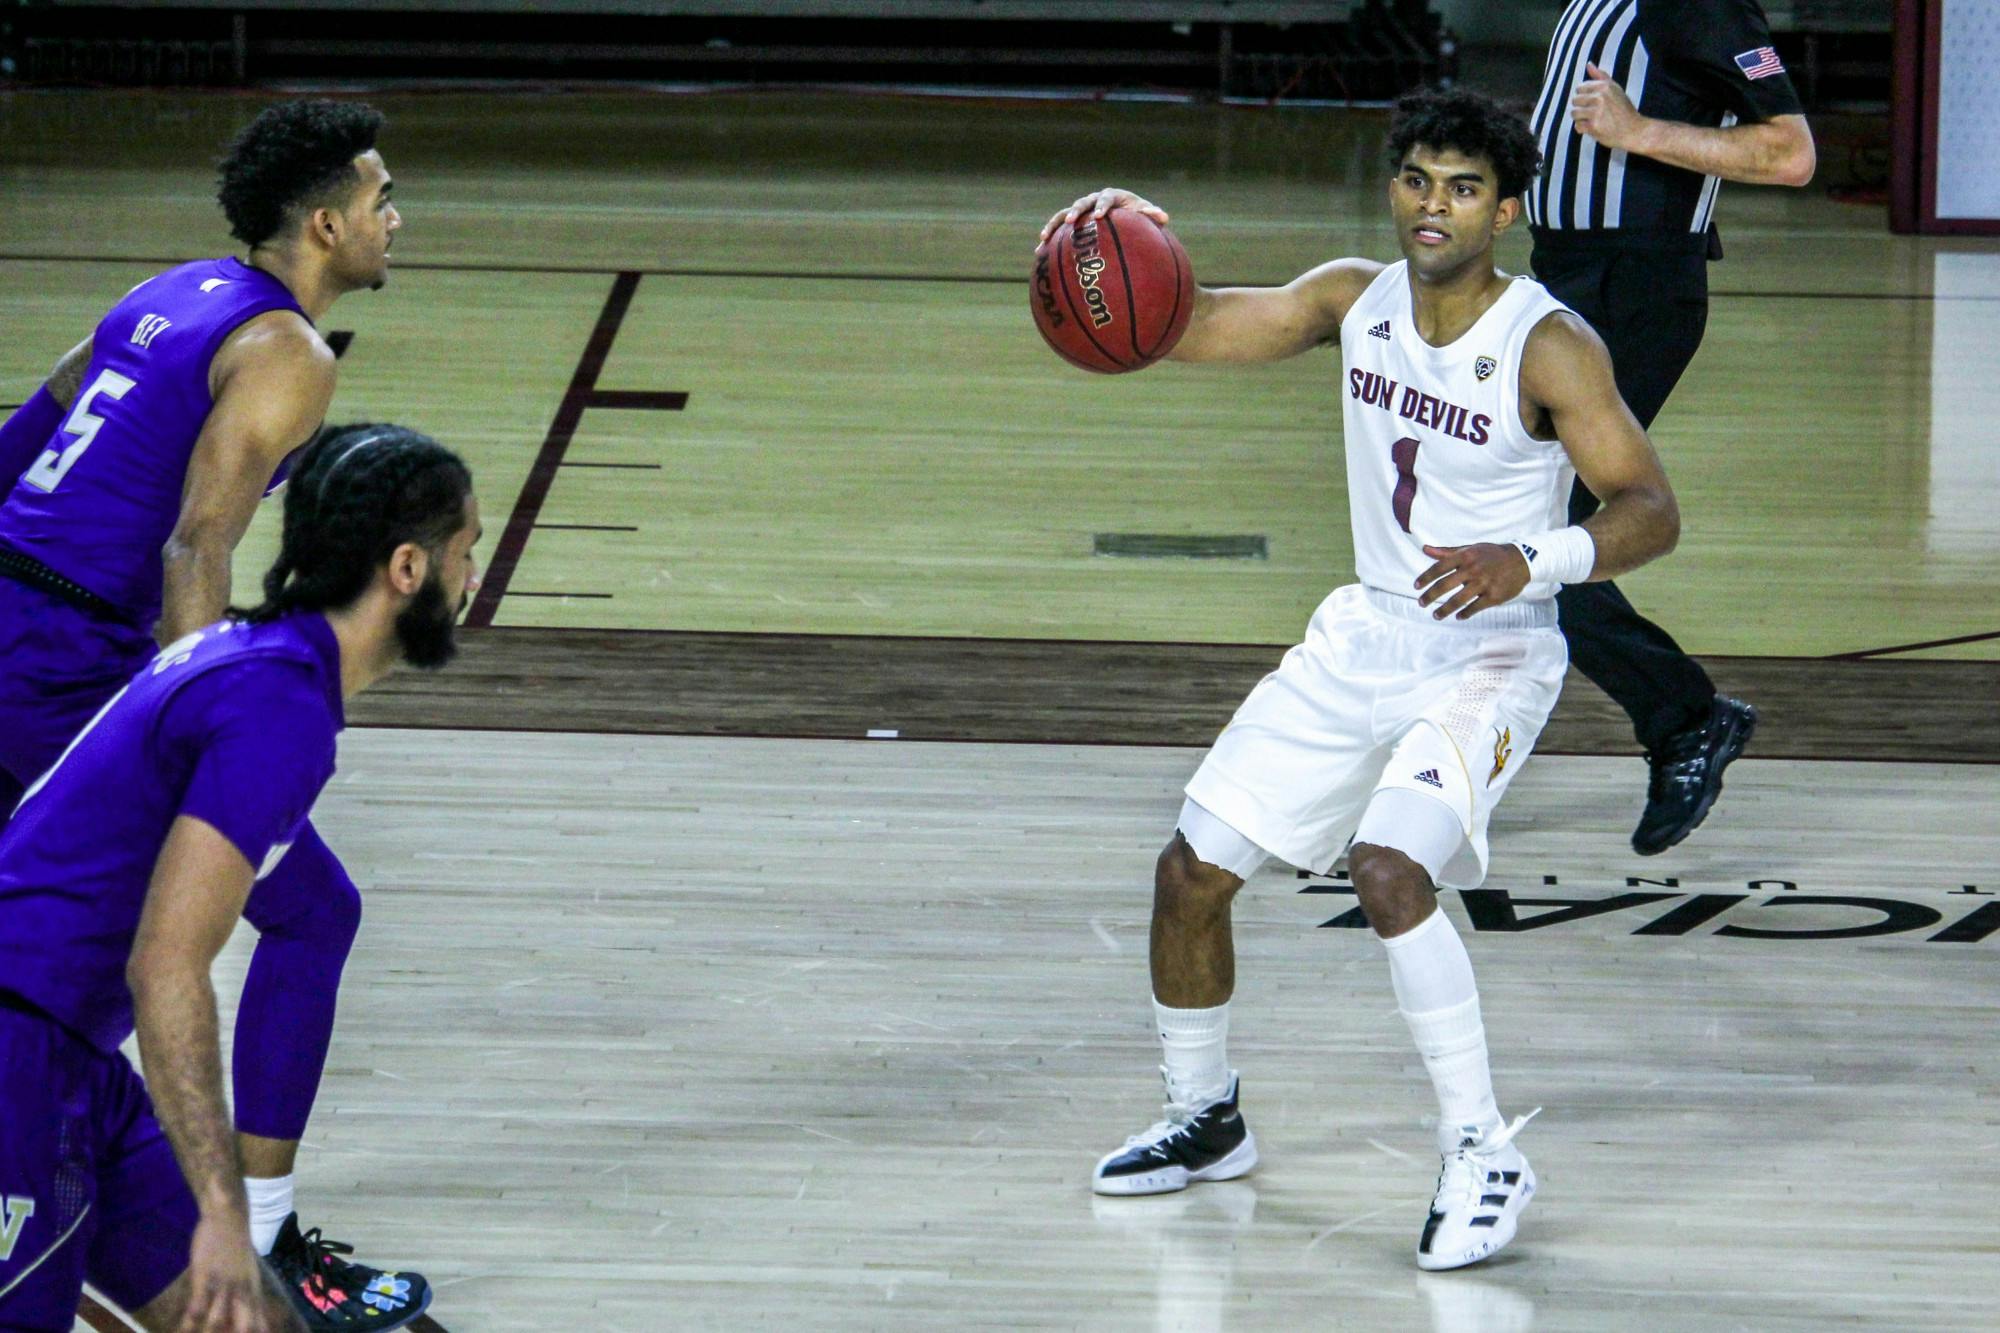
{"left": 1414, "top": 1109, "right": 1540, "bottom": 1271}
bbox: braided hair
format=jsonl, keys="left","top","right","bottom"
{"left": 239, "top": 423, "right": 472, "bottom": 624}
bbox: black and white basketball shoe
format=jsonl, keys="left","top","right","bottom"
{"left": 1415, "top": 1110, "right": 1539, "bottom": 1271}
{"left": 1092, "top": 1072, "right": 1258, "bottom": 1196}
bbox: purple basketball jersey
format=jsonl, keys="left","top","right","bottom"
{"left": 0, "top": 258, "right": 306, "bottom": 626}
{"left": 0, "top": 612, "right": 343, "bottom": 1053}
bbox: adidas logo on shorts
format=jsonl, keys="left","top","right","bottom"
{"left": 1415, "top": 768, "right": 1444, "bottom": 788}
{"left": 1368, "top": 320, "right": 1393, "bottom": 341}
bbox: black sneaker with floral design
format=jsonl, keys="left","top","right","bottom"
{"left": 266, "top": 1214, "right": 432, "bottom": 1331}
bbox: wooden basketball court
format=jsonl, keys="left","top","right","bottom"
{"left": 0, "top": 88, "right": 1992, "bottom": 1330}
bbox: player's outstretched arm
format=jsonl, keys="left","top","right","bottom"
{"left": 1525, "top": 311, "right": 1681, "bottom": 579}
{"left": 129, "top": 815, "right": 274, "bottom": 1333}
{"left": 158, "top": 314, "right": 335, "bottom": 644}
{"left": 1171, "top": 260, "right": 1382, "bottom": 364}
{"left": 1037, "top": 187, "right": 1381, "bottom": 364}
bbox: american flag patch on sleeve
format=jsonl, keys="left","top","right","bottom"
{"left": 1734, "top": 47, "right": 1785, "bottom": 80}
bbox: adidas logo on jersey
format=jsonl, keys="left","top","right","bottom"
{"left": 1415, "top": 768, "right": 1444, "bottom": 789}
{"left": 131, "top": 314, "right": 172, "bottom": 349}
{"left": 1368, "top": 320, "right": 1392, "bottom": 341}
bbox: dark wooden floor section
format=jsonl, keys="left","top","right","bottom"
{"left": 349, "top": 627, "right": 1999, "bottom": 762}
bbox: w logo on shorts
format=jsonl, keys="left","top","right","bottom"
{"left": 0, "top": 1195, "right": 35, "bottom": 1260}
{"left": 1414, "top": 768, "right": 1444, "bottom": 789}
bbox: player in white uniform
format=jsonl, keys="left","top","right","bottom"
{"left": 1039, "top": 88, "right": 1683, "bottom": 1270}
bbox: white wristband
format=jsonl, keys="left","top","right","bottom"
{"left": 1514, "top": 525, "right": 1596, "bottom": 588}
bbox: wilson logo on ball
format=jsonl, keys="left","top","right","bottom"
{"left": 1071, "top": 220, "right": 1115, "bottom": 330}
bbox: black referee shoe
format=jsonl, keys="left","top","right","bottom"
{"left": 1093, "top": 1073, "right": 1258, "bottom": 1196}
{"left": 1632, "top": 696, "right": 1758, "bottom": 856}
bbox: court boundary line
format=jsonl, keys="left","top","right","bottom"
{"left": 0, "top": 253, "right": 1991, "bottom": 300}
{"left": 1829, "top": 628, "right": 2000, "bottom": 659}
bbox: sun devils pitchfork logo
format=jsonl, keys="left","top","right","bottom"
{"left": 1489, "top": 727, "right": 1512, "bottom": 785}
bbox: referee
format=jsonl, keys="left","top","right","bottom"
{"left": 1525, "top": 0, "right": 1815, "bottom": 855}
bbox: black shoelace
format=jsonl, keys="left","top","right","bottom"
{"left": 296, "top": 1226, "right": 361, "bottom": 1297}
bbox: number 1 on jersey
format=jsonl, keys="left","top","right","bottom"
{"left": 23, "top": 369, "right": 137, "bottom": 493}
{"left": 1390, "top": 436, "right": 1420, "bottom": 533}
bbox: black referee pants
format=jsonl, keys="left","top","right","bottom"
{"left": 1530, "top": 238, "right": 1716, "bottom": 752}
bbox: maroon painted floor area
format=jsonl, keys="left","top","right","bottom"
{"left": 349, "top": 626, "right": 2000, "bottom": 763}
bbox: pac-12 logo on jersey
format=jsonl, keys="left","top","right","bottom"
{"left": 131, "top": 313, "right": 172, "bottom": 349}
{"left": 1475, "top": 356, "right": 1497, "bottom": 381}
{"left": 0, "top": 1195, "right": 35, "bottom": 1260}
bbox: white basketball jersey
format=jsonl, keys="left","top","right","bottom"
{"left": 1340, "top": 262, "right": 1576, "bottom": 604}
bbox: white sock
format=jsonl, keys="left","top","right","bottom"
{"left": 1153, "top": 998, "right": 1232, "bottom": 1108}
{"left": 1379, "top": 909, "right": 1502, "bottom": 1150}
{"left": 245, "top": 1174, "right": 295, "bottom": 1256}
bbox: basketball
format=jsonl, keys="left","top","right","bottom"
{"left": 1031, "top": 211, "right": 1194, "bottom": 373}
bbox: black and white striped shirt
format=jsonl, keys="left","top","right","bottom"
{"left": 1526, "top": 0, "right": 1803, "bottom": 236}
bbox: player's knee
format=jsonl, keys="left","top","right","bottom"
{"left": 249, "top": 832, "right": 365, "bottom": 958}
{"left": 1155, "top": 833, "right": 1243, "bottom": 907}
{"left": 286, "top": 867, "right": 363, "bottom": 957}
{"left": 1348, "top": 842, "right": 1434, "bottom": 935}
{"left": 320, "top": 872, "right": 363, "bottom": 952}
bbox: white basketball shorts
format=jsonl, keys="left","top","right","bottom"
{"left": 1183, "top": 584, "right": 1568, "bottom": 889}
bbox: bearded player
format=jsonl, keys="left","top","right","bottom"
{"left": 0, "top": 424, "right": 476, "bottom": 1332}
{"left": 0, "top": 102, "right": 428, "bottom": 1323}
{"left": 1039, "top": 88, "right": 1681, "bottom": 1269}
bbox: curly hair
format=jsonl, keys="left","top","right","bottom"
{"left": 216, "top": 99, "right": 386, "bottom": 247}
{"left": 239, "top": 423, "right": 472, "bottom": 624}
{"left": 1385, "top": 87, "right": 1542, "bottom": 202}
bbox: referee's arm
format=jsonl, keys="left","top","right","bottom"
{"left": 1571, "top": 67, "right": 1814, "bottom": 188}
